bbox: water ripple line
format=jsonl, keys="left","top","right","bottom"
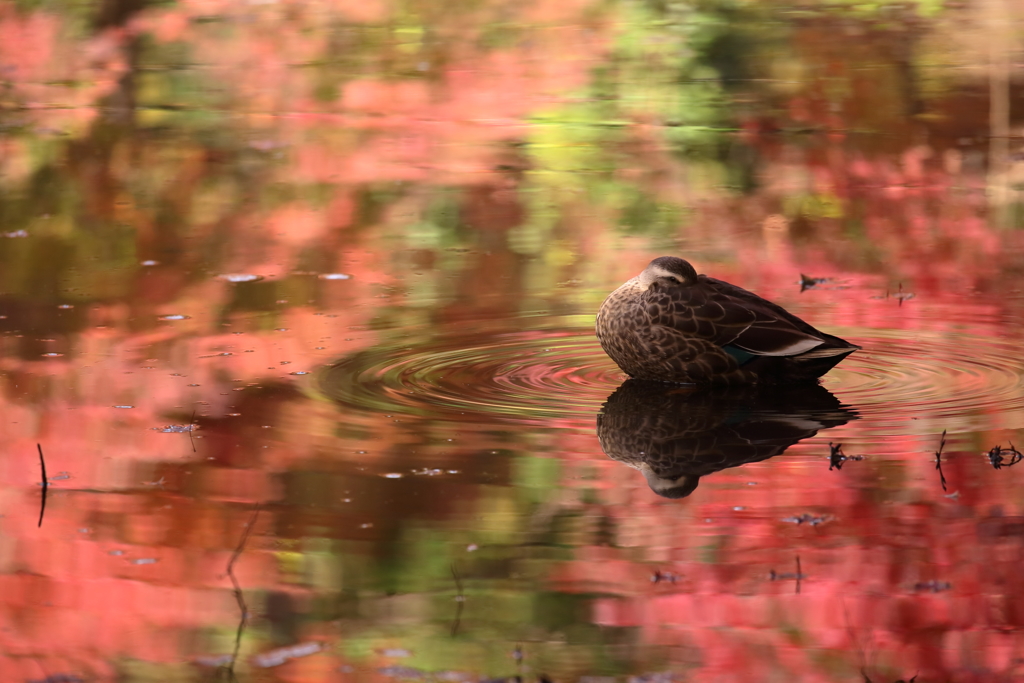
{"left": 319, "top": 330, "right": 620, "bottom": 422}
{"left": 319, "top": 327, "right": 1024, "bottom": 433}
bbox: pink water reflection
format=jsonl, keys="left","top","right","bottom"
{"left": 4, "top": 0, "right": 1024, "bottom": 680}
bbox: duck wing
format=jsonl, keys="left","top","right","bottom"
{"left": 644, "top": 275, "right": 826, "bottom": 358}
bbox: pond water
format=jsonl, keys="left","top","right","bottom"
{"left": 3, "top": 0, "right": 1024, "bottom": 681}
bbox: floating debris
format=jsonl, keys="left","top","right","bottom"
{"left": 893, "top": 282, "right": 915, "bottom": 305}
{"left": 651, "top": 569, "right": 681, "bottom": 584}
{"left": 935, "top": 430, "right": 948, "bottom": 492}
{"left": 413, "top": 468, "right": 444, "bottom": 476}
{"left": 871, "top": 282, "right": 916, "bottom": 305}
{"left": 781, "top": 513, "right": 832, "bottom": 526}
{"left": 769, "top": 555, "right": 805, "bottom": 593}
{"left": 913, "top": 580, "right": 952, "bottom": 593}
{"left": 828, "top": 442, "right": 864, "bottom": 471}
{"left": 158, "top": 424, "right": 195, "bottom": 433}
{"left": 988, "top": 443, "right": 1023, "bottom": 469}
{"left": 318, "top": 273, "right": 351, "bottom": 280}
{"left": 140, "top": 260, "right": 160, "bottom": 266}
{"left": 251, "top": 641, "right": 324, "bottom": 668}
{"left": 218, "top": 273, "right": 263, "bottom": 283}
{"left": 289, "top": 371, "right": 310, "bottom": 375}
{"left": 58, "top": 304, "right": 74, "bottom": 309}
{"left": 41, "top": 352, "right": 64, "bottom": 357}
{"left": 383, "top": 473, "right": 404, "bottom": 479}
{"left": 158, "top": 314, "right": 191, "bottom": 321}
{"left": 112, "top": 405, "right": 135, "bottom": 409}
{"left": 4, "top": 229, "right": 28, "bottom": 238}
{"left": 129, "top": 558, "right": 159, "bottom": 565}
{"left": 799, "top": 273, "right": 830, "bottom": 291}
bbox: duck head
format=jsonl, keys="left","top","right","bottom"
{"left": 638, "top": 256, "right": 699, "bottom": 290}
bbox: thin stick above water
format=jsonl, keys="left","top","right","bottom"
{"left": 37, "top": 444, "right": 47, "bottom": 528}
{"left": 222, "top": 504, "right": 262, "bottom": 678}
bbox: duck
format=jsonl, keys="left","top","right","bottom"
{"left": 595, "top": 256, "right": 859, "bottom": 385}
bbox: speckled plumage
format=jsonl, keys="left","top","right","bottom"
{"left": 595, "top": 256, "right": 859, "bottom": 384}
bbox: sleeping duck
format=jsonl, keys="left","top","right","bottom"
{"left": 596, "top": 256, "right": 859, "bottom": 385}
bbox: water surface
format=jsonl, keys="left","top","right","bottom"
{"left": 3, "top": 1, "right": 1024, "bottom": 681}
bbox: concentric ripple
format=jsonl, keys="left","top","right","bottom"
{"left": 318, "top": 328, "right": 621, "bottom": 423}
{"left": 827, "top": 328, "right": 1024, "bottom": 433}
{"left": 318, "top": 325, "right": 1024, "bottom": 433}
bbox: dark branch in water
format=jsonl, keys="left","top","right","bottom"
{"left": 934, "top": 430, "right": 948, "bottom": 492}
{"left": 829, "top": 442, "right": 864, "bottom": 471}
{"left": 221, "top": 504, "right": 261, "bottom": 680}
{"left": 894, "top": 282, "right": 915, "bottom": 306}
{"left": 769, "top": 554, "right": 805, "bottom": 594}
{"left": 189, "top": 409, "right": 196, "bottom": 453}
{"left": 799, "top": 273, "right": 828, "bottom": 292}
{"left": 988, "top": 443, "right": 1023, "bottom": 469}
{"left": 450, "top": 563, "right": 465, "bottom": 637}
{"left": 829, "top": 442, "right": 844, "bottom": 470}
{"left": 37, "top": 444, "right": 47, "bottom": 528}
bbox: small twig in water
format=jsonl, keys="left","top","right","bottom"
{"left": 220, "top": 504, "right": 261, "bottom": 679}
{"left": 829, "top": 442, "right": 864, "bottom": 471}
{"left": 450, "top": 563, "right": 465, "bottom": 637}
{"left": 893, "top": 282, "right": 916, "bottom": 307}
{"left": 800, "top": 273, "right": 828, "bottom": 292}
{"left": 37, "top": 444, "right": 47, "bottom": 528}
{"left": 769, "top": 554, "right": 806, "bottom": 593}
{"left": 189, "top": 409, "right": 197, "bottom": 453}
{"left": 934, "top": 430, "right": 948, "bottom": 492}
{"left": 829, "top": 442, "right": 845, "bottom": 471}
{"left": 989, "top": 442, "right": 1024, "bottom": 469}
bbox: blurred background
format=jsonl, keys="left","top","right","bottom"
{"left": 3, "top": 0, "right": 1024, "bottom": 680}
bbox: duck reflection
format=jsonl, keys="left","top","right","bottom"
{"left": 597, "top": 380, "right": 859, "bottom": 498}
